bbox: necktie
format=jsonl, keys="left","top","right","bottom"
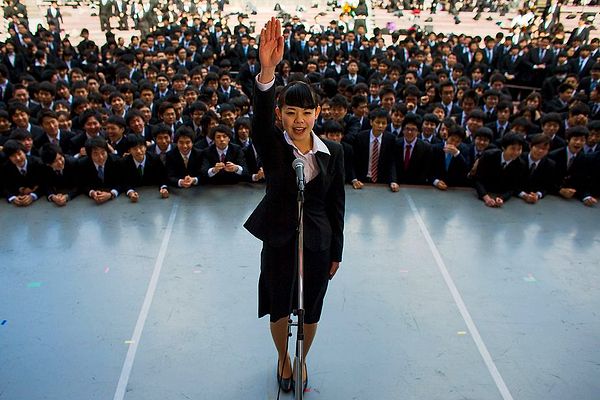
{"left": 138, "top": 164, "right": 144, "bottom": 177}
{"left": 487, "top": 49, "right": 492, "bottom": 62}
{"left": 445, "top": 153, "right": 452, "bottom": 171}
{"left": 498, "top": 126, "right": 505, "bottom": 138}
{"left": 567, "top": 154, "right": 574, "bottom": 170}
{"left": 501, "top": 161, "right": 507, "bottom": 169}
{"left": 475, "top": 152, "right": 482, "bottom": 160}
{"left": 159, "top": 152, "right": 166, "bottom": 164}
{"left": 512, "top": 55, "right": 516, "bottom": 63}
{"left": 0, "top": 86, "right": 3, "bottom": 100}
{"left": 530, "top": 162, "right": 537, "bottom": 175}
{"left": 56, "top": 170, "right": 62, "bottom": 177}
{"left": 183, "top": 155, "right": 189, "bottom": 168}
{"left": 250, "top": 64, "right": 255, "bottom": 74}
{"left": 51, "top": 138, "right": 58, "bottom": 145}
{"left": 220, "top": 152, "right": 226, "bottom": 163}
{"left": 540, "top": 49, "right": 545, "bottom": 60}
{"left": 98, "top": 165, "right": 104, "bottom": 181}
{"left": 580, "top": 58, "right": 585, "bottom": 72}
{"left": 20, "top": 168, "right": 26, "bottom": 175}
{"left": 404, "top": 144, "right": 412, "bottom": 171}
{"left": 370, "top": 138, "right": 379, "bottom": 183}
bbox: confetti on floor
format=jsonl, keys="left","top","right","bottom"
{"left": 1, "top": 320, "right": 7, "bottom": 326}
{"left": 27, "top": 282, "right": 42, "bottom": 288}
{"left": 104, "top": 267, "right": 110, "bottom": 273}
{"left": 457, "top": 331, "right": 467, "bottom": 335}
{"left": 124, "top": 340, "right": 135, "bottom": 344}
{"left": 523, "top": 274, "right": 537, "bottom": 282}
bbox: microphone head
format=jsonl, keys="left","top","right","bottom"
{"left": 292, "top": 158, "right": 305, "bottom": 170}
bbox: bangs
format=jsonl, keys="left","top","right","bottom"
{"left": 277, "top": 81, "right": 319, "bottom": 110}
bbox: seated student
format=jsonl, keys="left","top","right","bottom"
{"left": 543, "top": 82, "right": 574, "bottom": 113}
{"left": 421, "top": 113, "right": 442, "bottom": 144}
{"left": 517, "top": 134, "right": 559, "bottom": 204}
{"left": 548, "top": 126, "right": 589, "bottom": 201}
{"left": 125, "top": 109, "right": 153, "bottom": 144}
{"left": 119, "top": 134, "right": 169, "bottom": 202}
{"left": 466, "top": 127, "right": 494, "bottom": 169}
{"left": 70, "top": 109, "right": 103, "bottom": 158}
{"left": 1, "top": 139, "right": 45, "bottom": 206}
{"left": 166, "top": 126, "right": 202, "bottom": 188}
{"left": 217, "top": 103, "right": 237, "bottom": 128}
{"left": 322, "top": 120, "right": 358, "bottom": 187}
{"left": 9, "top": 103, "right": 44, "bottom": 140}
{"left": 464, "top": 109, "right": 486, "bottom": 144}
{"left": 234, "top": 117, "right": 264, "bottom": 182}
{"left": 351, "top": 107, "right": 396, "bottom": 187}
{"left": 9, "top": 128, "right": 38, "bottom": 157}
{"left": 472, "top": 133, "right": 528, "bottom": 208}
{"left": 429, "top": 125, "right": 470, "bottom": 189}
{"left": 34, "top": 110, "right": 74, "bottom": 154}
{"left": 538, "top": 113, "right": 567, "bottom": 151}
{"left": 105, "top": 115, "right": 129, "bottom": 156}
{"left": 572, "top": 149, "right": 600, "bottom": 206}
{"left": 194, "top": 111, "right": 219, "bottom": 150}
{"left": 201, "top": 124, "right": 248, "bottom": 184}
{"left": 385, "top": 103, "right": 407, "bottom": 138}
{"left": 584, "top": 120, "right": 600, "bottom": 154}
{"left": 78, "top": 137, "right": 122, "bottom": 204}
{"left": 148, "top": 123, "right": 173, "bottom": 165}
{"left": 328, "top": 94, "right": 361, "bottom": 141}
{"left": 485, "top": 101, "right": 512, "bottom": 142}
{"left": 391, "top": 113, "right": 431, "bottom": 190}
{"left": 0, "top": 110, "right": 12, "bottom": 146}
{"left": 39, "top": 143, "right": 80, "bottom": 206}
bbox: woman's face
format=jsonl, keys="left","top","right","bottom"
{"left": 276, "top": 105, "right": 321, "bottom": 143}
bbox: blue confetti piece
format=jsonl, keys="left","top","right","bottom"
{"left": 27, "top": 282, "right": 43, "bottom": 288}
{"left": 1, "top": 320, "right": 7, "bottom": 325}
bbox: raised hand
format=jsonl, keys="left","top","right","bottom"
{"left": 258, "top": 17, "right": 284, "bottom": 83}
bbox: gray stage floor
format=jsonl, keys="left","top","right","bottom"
{"left": 1, "top": 185, "right": 599, "bottom": 400}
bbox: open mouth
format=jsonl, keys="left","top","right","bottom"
{"left": 292, "top": 127, "right": 306, "bottom": 134}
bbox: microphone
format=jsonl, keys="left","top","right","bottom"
{"left": 292, "top": 158, "right": 305, "bottom": 192}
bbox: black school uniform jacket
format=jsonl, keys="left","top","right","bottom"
{"left": 244, "top": 82, "right": 345, "bottom": 261}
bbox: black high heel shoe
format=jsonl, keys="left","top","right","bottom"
{"left": 277, "top": 362, "right": 293, "bottom": 392}
{"left": 291, "top": 363, "right": 308, "bottom": 392}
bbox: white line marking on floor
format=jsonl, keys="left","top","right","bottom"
{"left": 405, "top": 193, "right": 514, "bottom": 400}
{"left": 113, "top": 202, "right": 179, "bottom": 400}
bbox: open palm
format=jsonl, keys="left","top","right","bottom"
{"left": 259, "top": 17, "right": 284, "bottom": 69}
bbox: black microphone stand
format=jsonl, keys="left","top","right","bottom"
{"left": 292, "top": 175, "right": 305, "bottom": 399}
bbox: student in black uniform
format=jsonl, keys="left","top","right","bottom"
{"left": 1, "top": 139, "right": 45, "bottom": 206}
{"left": 39, "top": 143, "right": 80, "bottom": 206}
{"left": 119, "top": 134, "right": 169, "bottom": 202}
{"left": 244, "top": 17, "right": 345, "bottom": 393}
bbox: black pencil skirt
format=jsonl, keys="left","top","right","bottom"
{"left": 258, "top": 239, "right": 331, "bottom": 324}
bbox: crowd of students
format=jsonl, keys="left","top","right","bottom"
{"left": 0, "top": 6, "right": 599, "bottom": 207}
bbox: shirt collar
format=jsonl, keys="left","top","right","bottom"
{"left": 283, "top": 131, "right": 330, "bottom": 156}
{"left": 134, "top": 156, "right": 146, "bottom": 168}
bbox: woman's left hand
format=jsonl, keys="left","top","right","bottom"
{"left": 329, "top": 262, "right": 340, "bottom": 280}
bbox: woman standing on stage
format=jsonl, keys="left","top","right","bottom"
{"left": 244, "top": 17, "right": 345, "bottom": 392}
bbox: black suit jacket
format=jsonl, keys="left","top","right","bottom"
{"left": 351, "top": 130, "right": 396, "bottom": 184}
{"left": 33, "top": 130, "right": 74, "bottom": 153}
{"left": 244, "top": 83, "right": 345, "bottom": 261}
{"left": 473, "top": 149, "right": 527, "bottom": 200}
{"left": 200, "top": 143, "right": 249, "bottom": 184}
{"left": 119, "top": 153, "right": 168, "bottom": 192}
{"left": 242, "top": 142, "right": 262, "bottom": 178}
{"left": 392, "top": 139, "right": 432, "bottom": 185}
{"left": 2, "top": 155, "right": 45, "bottom": 200}
{"left": 429, "top": 145, "right": 470, "bottom": 187}
{"left": 41, "top": 156, "right": 80, "bottom": 200}
{"left": 165, "top": 147, "right": 203, "bottom": 187}
{"left": 520, "top": 154, "right": 559, "bottom": 197}
{"left": 77, "top": 154, "right": 122, "bottom": 196}
{"left": 548, "top": 147, "right": 586, "bottom": 188}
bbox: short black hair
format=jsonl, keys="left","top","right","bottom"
{"left": 277, "top": 80, "right": 319, "bottom": 109}
{"left": 2, "top": 139, "right": 25, "bottom": 157}
{"left": 174, "top": 125, "right": 195, "bottom": 142}
{"left": 500, "top": 133, "right": 525, "bottom": 148}
{"left": 369, "top": 107, "right": 389, "bottom": 121}
{"left": 322, "top": 120, "right": 344, "bottom": 135}
{"left": 474, "top": 127, "right": 493, "bottom": 141}
{"left": 566, "top": 126, "right": 589, "bottom": 140}
{"left": 528, "top": 134, "right": 551, "bottom": 148}
{"left": 40, "top": 143, "right": 63, "bottom": 164}
{"left": 126, "top": 133, "right": 146, "bottom": 149}
{"left": 85, "top": 136, "right": 109, "bottom": 155}
{"left": 208, "top": 124, "right": 233, "bottom": 140}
